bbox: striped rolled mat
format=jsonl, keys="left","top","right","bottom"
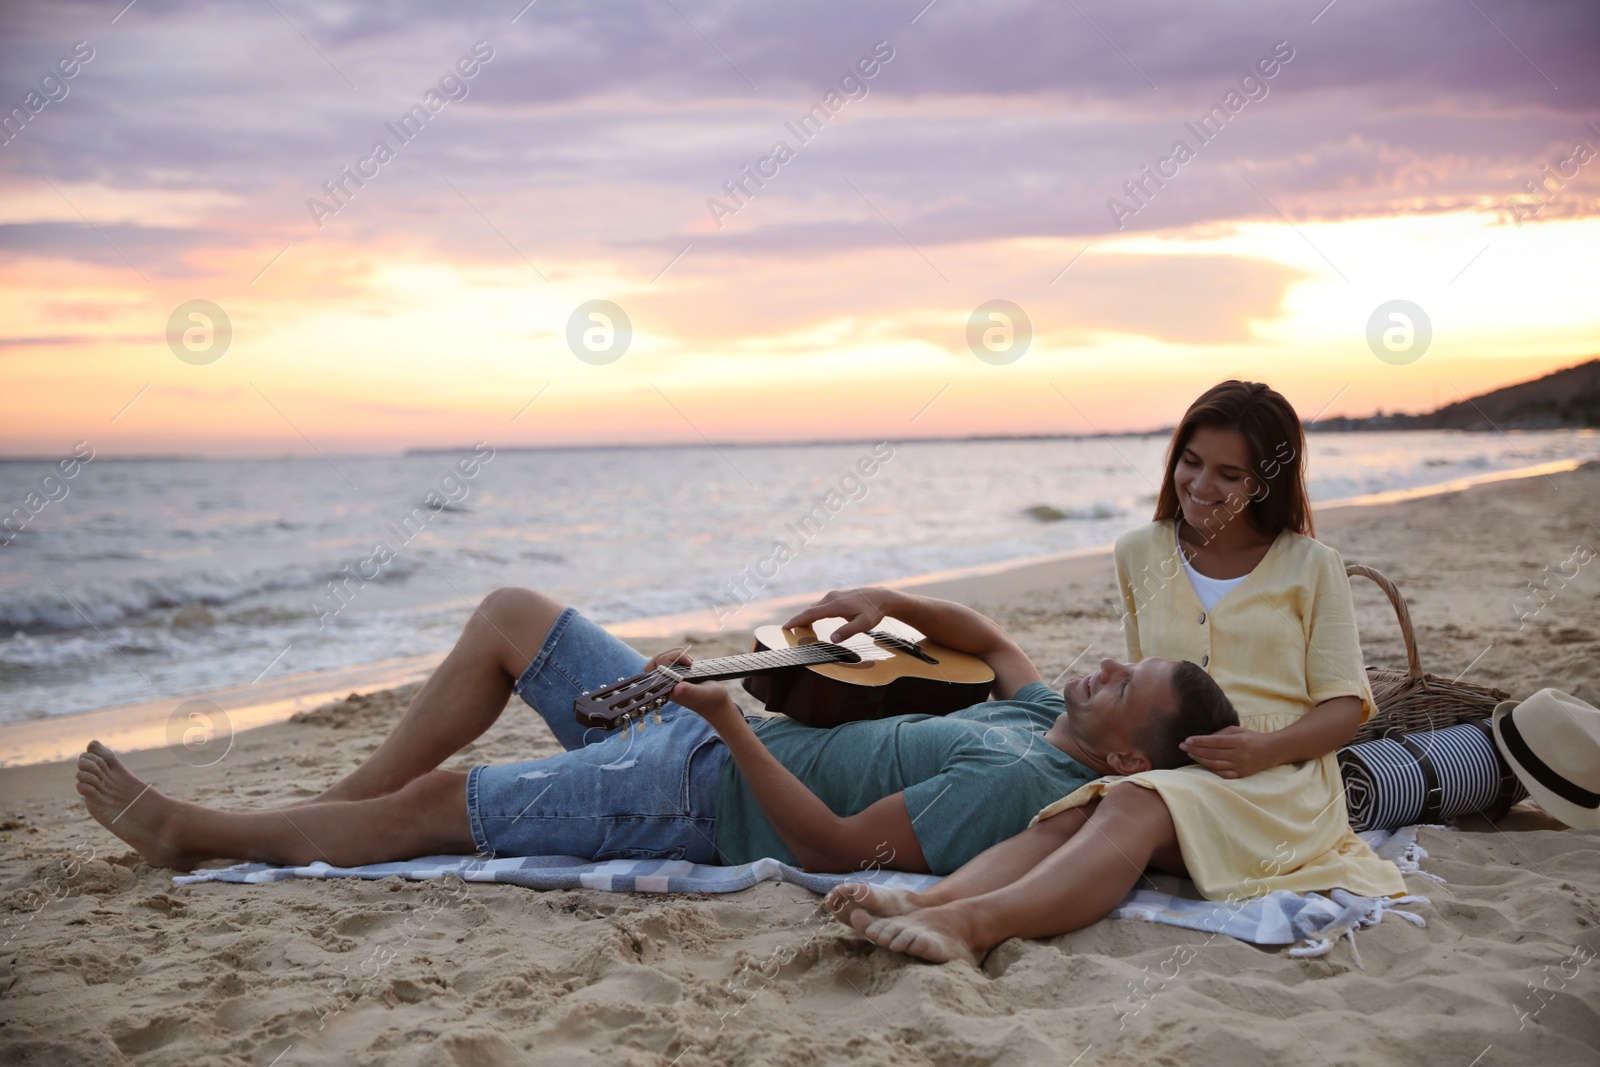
{"left": 1337, "top": 718, "right": 1528, "bottom": 832}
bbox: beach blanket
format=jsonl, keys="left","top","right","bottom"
{"left": 1108, "top": 826, "right": 1437, "bottom": 963}
{"left": 173, "top": 827, "right": 1434, "bottom": 959}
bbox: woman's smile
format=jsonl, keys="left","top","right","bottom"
{"left": 1172, "top": 423, "right": 1262, "bottom": 534}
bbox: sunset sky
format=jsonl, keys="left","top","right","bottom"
{"left": 2, "top": 0, "right": 1597, "bottom": 454}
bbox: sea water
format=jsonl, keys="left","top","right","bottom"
{"left": 1, "top": 430, "right": 1595, "bottom": 723}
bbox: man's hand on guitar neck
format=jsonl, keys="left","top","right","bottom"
{"left": 645, "top": 646, "right": 692, "bottom": 673}
{"left": 645, "top": 648, "right": 746, "bottom": 730}
{"left": 786, "top": 587, "right": 1044, "bottom": 701}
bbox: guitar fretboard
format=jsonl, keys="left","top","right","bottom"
{"left": 576, "top": 625, "right": 952, "bottom": 728}
{"left": 678, "top": 641, "right": 868, "bottom": 681}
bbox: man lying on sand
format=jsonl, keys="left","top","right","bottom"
{"left": 76, "top": 586, "right": 1236, "bottom": 877}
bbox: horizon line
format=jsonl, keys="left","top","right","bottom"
{"left": 0, "top": 422, "right": 1571, "bottom": 463}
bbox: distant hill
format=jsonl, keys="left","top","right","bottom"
{"left": 1313, "top": 358, "right": 1600, "bottom": 431}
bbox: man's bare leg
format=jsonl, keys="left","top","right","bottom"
{"left": 853, "top": 784, "right": 1185, "bottom": 966}
{"left": 311, "top": 587, "right": 564, "bottom": 804}
{"left": 824, "top": 805, "right": 1093, "bottom": 926}
{"left": 77, "top": 740, "right": 474, "bottom": 869}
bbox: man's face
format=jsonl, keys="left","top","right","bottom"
{"left": 1047, "top": 657, "right": 1177, "bottom": 772}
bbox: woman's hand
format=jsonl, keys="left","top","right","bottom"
{"left": 1180, "top": 725, "right": 1279, "bottom": 779}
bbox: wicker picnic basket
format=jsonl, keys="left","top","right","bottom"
{"left": 1346, "top": 563, "right": 1510, "bottom": 744}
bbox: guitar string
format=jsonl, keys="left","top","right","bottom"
{"left": 601, "top": 654, "right": 849, "bottom": 719}
{"left": 680, "top": 638, "right": 901, "bottom": 679}
{"left": 590, "top": 632, "right": 931, "bottom": 720}
{"left": 605, "top": 637, "right": 909, "bottom": 700}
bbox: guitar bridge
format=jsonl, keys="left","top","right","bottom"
{"left": 867, "top": 630, "right": 938, "bottom": 664}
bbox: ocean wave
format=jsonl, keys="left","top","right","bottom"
{"left": 36, "top": 549, "right": 148, "bottom": 563}
{"left": 7, "top": 433, "right": 1599, "bottom": 724}
{"left": 0, "top": 555, "right": 423, "bottom": 634}
{"left": 1024, "top": 500, "right": 1124, "bottom": 522}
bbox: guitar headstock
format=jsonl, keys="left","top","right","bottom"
{"left": 574, "top": 668, "right": 681, "bottom": 730}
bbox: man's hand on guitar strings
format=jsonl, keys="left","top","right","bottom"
{"left": 645, "top": 646, "right": 693, "bottom": 672}
{"left": 784, "top": 587, "right": 892, "bottom": 642}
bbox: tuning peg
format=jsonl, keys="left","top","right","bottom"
{"left": 652, "top": 711, "right": 664, "bottom": 725}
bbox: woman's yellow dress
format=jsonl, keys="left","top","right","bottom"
{"left": 1034, "top": 520, "right": 1408, "bottom": 901}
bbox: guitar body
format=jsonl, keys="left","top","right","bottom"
{"left": 574, "top": 616, "right": 997, "bottom": 731}
{"left": 740, "top": 616, "right": 995, "bottom": 728}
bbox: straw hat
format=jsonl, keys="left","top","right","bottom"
{"left": 1491, "top": 689, "right": 1600, "bottom": 830}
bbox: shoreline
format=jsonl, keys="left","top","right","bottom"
{"left": 2, "top": 455, "right": 1592, "bottom": 769}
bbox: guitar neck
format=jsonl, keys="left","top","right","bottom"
{"left": 679, "top": 642, "right": 855, "bottom": 681}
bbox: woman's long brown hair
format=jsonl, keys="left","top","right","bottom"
{"left": 1153, "top": 380, "right": 1314, "bottom": 539}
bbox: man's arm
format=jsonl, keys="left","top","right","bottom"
{"left": 666, "top": 670, "right": 927, "bottom": 873}
{"left": 784, "top": 587, "right": 1043, "bottom": 700}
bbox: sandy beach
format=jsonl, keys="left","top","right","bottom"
{"left": 2, "top": 464, "right": 1598, "bottom": 1066}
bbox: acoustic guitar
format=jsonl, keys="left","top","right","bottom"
{"left": 573, "top": 616, "right": 996, "bottom": 731}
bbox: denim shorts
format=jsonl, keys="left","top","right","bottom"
{"left": 465, "top": 606, "right": 730, "bottom": 863}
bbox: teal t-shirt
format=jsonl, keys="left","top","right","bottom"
{"left": 714, "top": 681, "right": 1098, "bottom": 874}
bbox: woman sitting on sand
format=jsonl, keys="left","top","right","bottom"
{"left": 826, "top": 379, "right": 1409, "bottom": 964}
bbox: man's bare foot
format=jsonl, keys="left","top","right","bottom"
{"left": 858, "top": 908, "right": 985, "bottom": 967}
{"left": 823, "top": 883, "right": 922, "bottom": 929}
{"left": 75, "top": 741, "right": 201, "bottom": 870}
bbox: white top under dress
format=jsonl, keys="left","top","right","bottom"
{"left": 1177, "top": 527, "right": 1248, "bottom": 611}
